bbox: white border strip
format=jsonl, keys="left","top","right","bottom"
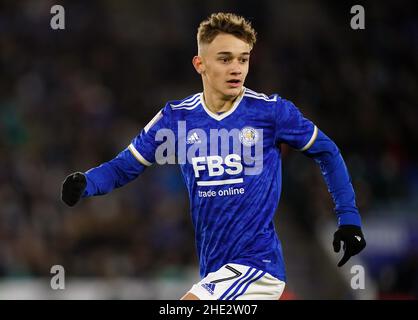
{"left": 171, "top": 94, "right": 200, "bottom": 108}
{"left": 197, "top": 178, "right": 243, "bottom": 186}
{"left": 144, "top": 110, "right": 163, "bottom": 133}
{"left": 244, "top": 93, "right": 277, "bottom": 102}
{"left": 171, "top": 103, "right": 200, "bottom": 111}
{"left": 299, "top": 125, "right": 318, "bottom": 151}
{"left": 128, "top": 143, "right": 153, "bottom": 166}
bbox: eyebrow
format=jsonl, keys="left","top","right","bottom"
{"left": 216, "top": 52, "right": 250, "bottom": 56}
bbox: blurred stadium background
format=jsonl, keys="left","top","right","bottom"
{"left": 0, "top": 0, "right": 417, "bottom": 299}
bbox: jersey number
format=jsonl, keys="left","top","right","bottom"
{"left": 210, "top": 265, "right": 242, "bottom": 284}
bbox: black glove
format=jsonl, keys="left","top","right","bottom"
{"left": 61, "top": 172, "right": 87, "bottom": 207}
{"left": 333, "top": 225, "right": 366, "bottom": 267}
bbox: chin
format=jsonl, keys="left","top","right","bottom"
{"left": 223, "top": 86, "right": 242, "bottom": 98}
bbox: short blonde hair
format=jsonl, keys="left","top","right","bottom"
{"left": 197, "top": 13, "right": 257, "bottom": 49}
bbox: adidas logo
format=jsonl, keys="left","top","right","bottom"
{"left": 201, "top": 282, "right": 216, "bottom": 295}
{"left": 186, "top": 132, "right": 201, "bottom": 144}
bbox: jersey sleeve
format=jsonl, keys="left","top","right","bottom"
{"left": 303, "top": 129, "right": 362, "bottom": 227}
{"left": 274, "top": 97, "right": 318, "bottom": 151}
{"left": 82, "top": 147, "right": 147, "bottom": 197}
{"left": 128, "top": 103, "right": 175, "bottom": 166}
{"left": 82, "top": 104, "right": 174, "bottom": 197}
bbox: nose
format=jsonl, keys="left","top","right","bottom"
{"left": 230, "top": 60, "right": 242, "bottom": 76}
{"left": 230, "top": 69, "right": 241, "bottom": 76}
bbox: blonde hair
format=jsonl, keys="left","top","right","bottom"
{"left": 197, "top": 13, "right": 257, "bottom": 49}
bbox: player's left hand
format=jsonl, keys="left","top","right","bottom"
{"left": 333, "top": 225, "right": 366, "bottom": 267}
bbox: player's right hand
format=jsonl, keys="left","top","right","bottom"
{"left": 61, "top": 172, "right": 87, "bottom": 207}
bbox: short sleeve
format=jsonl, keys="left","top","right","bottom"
{"left": 128, "top": 104, "right": 174, "bottom": 166}
{"left": 274, "top": 97, "right": 318, "bottom": 151}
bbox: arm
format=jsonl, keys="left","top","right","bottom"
{"left": 61, "top": 148, "right": 147, "bottom": 206}
{"left": 302, "top": 129, "right": 361, "bottom": 227}
{"left": 274, "top": 97, "right": 366, "bottom": 266}
{"left": 303, "top": 130, "right": 366, "bottom": 267}
{"left": 61, "top": 104, "right": 173, "bottom": 206}
{"left": 82, "top": 147, "right": 147, "bottom": 197}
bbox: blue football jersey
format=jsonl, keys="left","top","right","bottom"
{"left": 128, "top": 87, "right": 319, "bottom": 281}
{"left": 83, "top": 87, "right": 362, "bottom": 282}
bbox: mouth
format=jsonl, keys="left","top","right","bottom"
{"left": 226, "top": 79, "right": 242, "bottom": 88}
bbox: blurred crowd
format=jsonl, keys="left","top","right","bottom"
{"left": 0, "top": 0, "right": 417, "bottom": 298}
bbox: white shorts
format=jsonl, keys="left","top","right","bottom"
{"left": 188, "top": 263, "right": 286, "bottom": 300}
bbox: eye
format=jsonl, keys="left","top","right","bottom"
{"left": 240, "top": 58, "right": 249, "bottom": 63}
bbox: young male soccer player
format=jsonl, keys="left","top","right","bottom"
{"left": 61, "top": 13, "right": 366, "bottom": 300}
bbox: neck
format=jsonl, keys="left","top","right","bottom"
{"left": 202, "top": 86, "right": 243, "bottom": 114}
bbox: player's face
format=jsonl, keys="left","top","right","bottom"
{"left": 196, "top": 33, "right": 251, "bottom": 99}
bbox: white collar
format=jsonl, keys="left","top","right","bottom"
{"left": 200, "top": 87, "right": 246, "bottom": 121}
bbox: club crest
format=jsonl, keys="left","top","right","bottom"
{"left": 239, "top": 127, "right": 259, "bottom": 147}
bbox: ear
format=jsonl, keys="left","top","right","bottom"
{"left": 192, "top": 56, "right": 205, "bottom": 75}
